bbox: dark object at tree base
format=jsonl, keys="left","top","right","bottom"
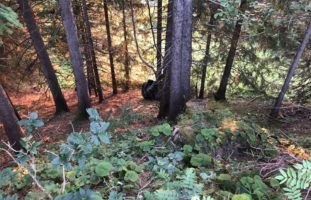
{"left": 142, "top": 80, "right": 159, "bottom": 100}
{"left": 214, "top": 93, "right": 226, "bottom": 102}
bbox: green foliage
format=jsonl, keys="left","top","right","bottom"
{"left": 139, "top": 140, "right": 155, "bottom": 152}
{"left": 124, "top": 170, "right": 139, "bottom": 182}
{"left": 145, "top": 168, "right": 212, "bottom": 200}
{"left": 108, "top": 191, "right": 124, "bottom": 200}
{"left": 183, "top": 145, "right": 193, "bottom": 154}
{"left": 150, "top": 123, "right": 172, "bottom": 137}
{"left": 275, "top": 159, "right": 311, "bottom": 200}
{"left": 237, "top": 175, "right": 270, "bottom": 200}
{"left": 150, "top": 151, "right": 184, "bottom": 174}
{"left": 232, "top": 194, "right": 252, "bottom": 200}
{"left": 190, "top": 153, "right": 212, "bottom": 167}
{"left": 0, "top": 194, "right": 18, "bottom": 200}
{"left": 95, "top": 161, "right": 112, "bottom": 177}
{"left": 199, "top": 128, "right": 223, "bottom": 148}
{"left": 0, "top": 106, "right": 300, "bottom": 199}
{"left": 109, "top": 104, "right": 144, "bottom": 130}
{"left": 0, "top": 3, "right": 22, "bottom": 42}
{"left": 18, "top": 112, "right": 44, "bottom": 134}
{"left": 55, "top": 188, "right": 103, "bottom": 200}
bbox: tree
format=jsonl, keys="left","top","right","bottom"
{"left": 270, "top": 21, "right": 311, "bottom": 118}
{"left": 103, "top": 0, "right": 118, "bottom": 95}
{"left": 81, "top": 0, "right": 104, "bottom": 102}
{"left": 156, "top": 0, "right": 163, "bottom": 78}
{"left": 214, "top": 0, "right": 247, "bottom": 101}
{"left": 121, "top": 0, "right": 130, "bottom": 91}
{"left": 198, "top": 8, "right": 216, "bottom": 99}
{"left": 59, "top": 0, "right": 91, "bottom": 118}
{"left": 158, "top": 0, "right": 173, "bottom": 119}
{"left": 17, "top": 0, "right": 69, "bottom": 114}
{"left": 159, "top": 0, "right": 193, "bottom": 121}
{"left": 0, "top": 82, "right": 23, "bottom": 150}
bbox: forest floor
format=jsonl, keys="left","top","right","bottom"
{"left": 1, "top": 89, "right": 310, "bottom": 167}
{"left": 0, "top": 89, "right": 159, "bottom": 167}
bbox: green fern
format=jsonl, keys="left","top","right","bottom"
{"left": 146, "top": 168, "right": 211, "bottom": 200}
{"left": 275, "top": 159, "right": 311, "bottom": 200}
{"left": 0, "top": 3, "right": 22, "bottom": 40}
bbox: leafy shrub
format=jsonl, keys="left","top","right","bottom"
{"left": 150, "top": 123, "right": 173, "bottom": 137}
{"left": 144, "top": 168, "right": 214, "bottom": 200}
{"left": 190, "top": 153, "right": 212, "bottom": 167}
{"left": 275, "top": 159, "right": 311, "bottom": 200}
{"left": 95, "top": 161, "right": 112, "bottom": 177}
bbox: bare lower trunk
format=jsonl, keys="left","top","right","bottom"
{"left": 214, "top": 0, "right": 247, "bottom": 101}
{"left": 18, "top": 0, "right": 69, "bottom": 114}
{"left": 158, "top": 0, "right": 173, "bottom": 119}
{"left": 103, "top": 0, "right": 118, "bottom": 94}
{"left": 270, "top": 22, "right": 311, "bottom": 118}
{"left": 156, "top": 0, "right": 163, "bottom": 79}
{"left": 199, "top": 10, "right": 215, "bottom": 99}
{"left": 122, "top": 0, "right": 130, "bottom": 91}
{"left": 180, "top": 0, "right": 192, "bottom": 102}
{"left": 167, "top": 0, "right": 192, "bottom": 121}
{"left": 59, "top": 0, "right": 91, "bottom": 118}
{"left": 81, "top": 0, "right": 104, "bottom": 102}
{"left": 0, "top": 83, "right": 23, "bottom": 150}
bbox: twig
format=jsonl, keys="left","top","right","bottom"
{"left": 0, "top": 143, "right": 53, "bottom": 199}
{"left": 61, "top": 165, "right": 66, "bottom": 194}
{"left": 305, "top": 186, "right": 311, "bottom": 200}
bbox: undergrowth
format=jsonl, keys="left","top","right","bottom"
{"left": 0, "top": 104, "right": 310, "bottom": 200}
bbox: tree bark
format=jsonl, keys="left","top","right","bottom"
{"left": 121, "top": 0, "right": 130, "bottom": 91}
{"left": 270, "top": 21, "right": 311, "bottom": 118}
{"left": 158, "top": 0, "right": 173, "bottom": 119}
{"left": 167, "top": 0, "right": 192, "bottom": 121}
{"left": 199, "top": 10, "right": 215, "bottom": 99}
{"left": 17, "top": 0, "right": 69, "bottom": 114}
{"left": 214, "top": 0, "right": 247, "bottom": 101}
{"left": 180, "top": 0, "right": 192, "bottom": 102}
{"left": 81, "top": 0, "right": 104, "bottom": 102}
{"left": 103, "top": 0, "right": 118, "bottom": 95}
{"left": 168, "top": 0, "right": 184, "bottom": 121}
{"left": 0, "top": 83, "right": 24, "bottom": 150}
{"left": 156, "top": 0, "right": 163, "bottom": 78}
{"left": 0, "top": 46, "right": 21, "bottom": 120}
{"left": 59, "top": 0, "right": 91, "bottom": 118}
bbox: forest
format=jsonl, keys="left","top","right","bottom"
{"left": 0, "top": 0, "right": 310, "bottom": 199}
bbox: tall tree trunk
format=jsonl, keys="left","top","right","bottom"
{"left": 83, "top": 27, "right": 97, "bottom": 97}
{"left": 270, "top": 22, "right": 311, "bottom": 118}
{"left": 167, "top": 0, "right": 192, "bottom": 121}
{"left": 158, "top": 0, "right": 173, "bottom": 119}
{"left": 214, "top": 0, "right": 247, "bottom": 101}
{"left": 73, "top": 0, "right": 97, "bottom": 97}
{"left": 81, "top": 0, "right": 104, "bottom": 102}
{"left": 199, "top": 10, "right": 215, "bottom": 99}
{"left": 180, "top": 0, "right": 192, "bottom": 102}
{"left": 0, "top": 83, "right": 24, "bottom": 150}
{"left": 59, "top": 0, "right": 91, "bottom": 118}
{"left": 103, "top": 0, "right": 118, "bottom": 95}
{"left": 0, "top": 46, "right": 21, "bottom": 120}
{"left": 156, "top": 0, "right": 163, "bottom": 78}
{"left": 17, "top": 0, "right": 69, "bottom": 114}
{"left": 4, "top": 88, "right": 21, "bottom": 120}
{"left": 121, "top": 0, "right": 130, "bottom": 91}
